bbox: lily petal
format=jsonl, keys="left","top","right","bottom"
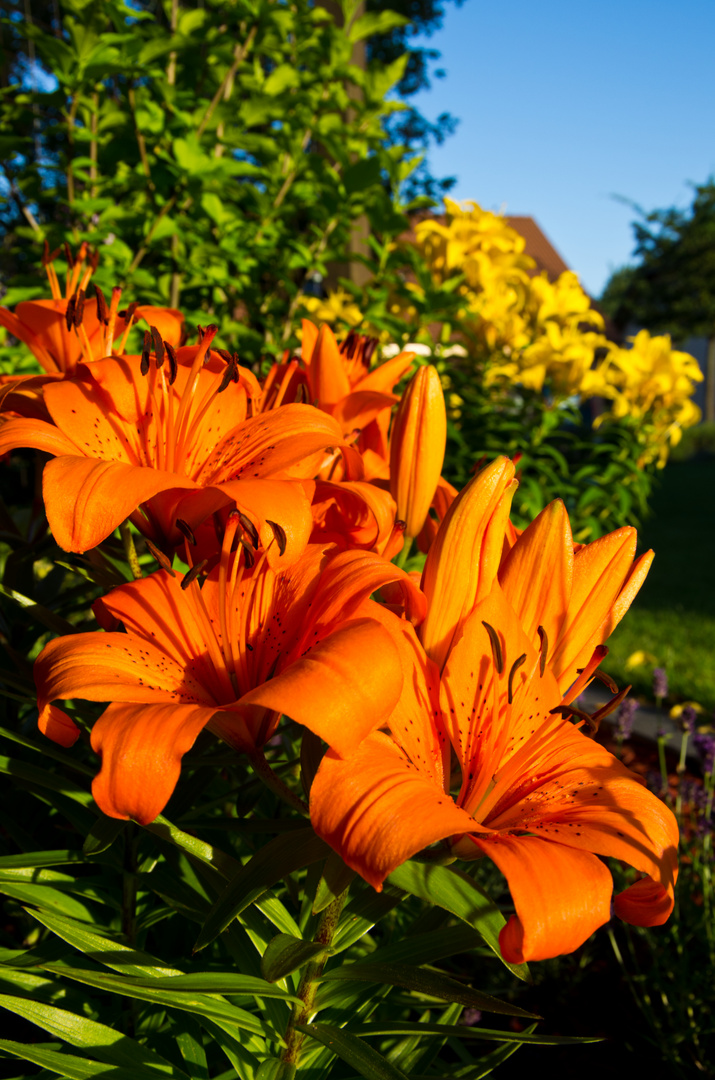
{"left": 91, "top": 701, "right": 218, "bottom": 822}
{"left": 471, "top": 833, "right": 613, "bottom": 963}
{"left": 613, "top": 876, "right": 674, "bottom": 927}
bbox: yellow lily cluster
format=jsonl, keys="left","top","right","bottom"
{"left": 590, "top": 329, "right": 704, "bottom": 466}
{"left": 412, "top": 200, "right": 703, "bottom": 464}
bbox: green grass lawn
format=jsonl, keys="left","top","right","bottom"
{"left": 600, "top": 456, "right": 715, "bottom": 714}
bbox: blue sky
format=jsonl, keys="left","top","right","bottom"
{"left": 412, "top": 0, "right": 715, "bottom": 297}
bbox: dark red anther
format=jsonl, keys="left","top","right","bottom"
{"left": 65, "top": 293, "right": 77, "bottom": 332}
{"left": 175, "top": 518, "right": 197, "bottom": 545}
{"left": 73, "top": 288, "right": 86, "bottom": 328}
{"left": 63, "top": 241, "right": 75, "bottom": 269}
{"left": 238, "top": 512, "right": 259, "bottom": 549}
{"left": 266, "top": 519, "right": 287, "bottom": 557}
{"left": 150, "top": 326, "right": 165, "bottom": 368}
{"left": 164, "top": 341, "right": 178, "bottom": 384}
{"left": 181, "top": 559, "right": 208, "bottom": 590}
{"left": 94, "top": 285, "right": 108, "bottom": 325}
{"left": 140, "top": 331, "right": 152, "bottom": 376}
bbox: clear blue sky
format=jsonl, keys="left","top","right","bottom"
{"left": 412, "top": 0, "right": 715, "bottom": 297}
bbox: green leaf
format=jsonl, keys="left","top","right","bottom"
{"left": 343, "top": 158, "right": 381, "bottom": 196}
{"left": 298, "top": 1023, "right": 410, "bottom": 1080}
{"left": 0, "top": 850, "right": 87, "bottom": 870}
{"left": 41, "top": 966, "right": 287, "bottom": 1036}
{"left": 0, "top": 995, "right": 188, "bottom": 1079}
{"left": 342, "top": 1022, "right": 602, "bottom": 1045}
{"left": 347, "top": 10, "right": 408, "bottom": 42}
{"left": 319, "top": 963, "right": 536, "bottom": 1017}
{"left": 0, "top": 1039, "right": 143, "bottom": 1080}
{"left": 143, "top": 815, "right": 238, "bottom": 880}
{"left": 194, "top": 829, "right": 329, "bottom": 952}
{"left": 0, "top": 882, "right": 99, "bottom": 923}
{"left": 261, "top": 933, "right": 332, "bottom": 983}
{"left": 386, "top": 862, "right": 529, "bottom": 981}
{"left": 255, "top": 1060, "right": 295, "bottom": 1080}
{"left": 263, "top": 64, "right": 300, "bottom": 96}
{"left": 83, "top": 816, "right": 127, "bottom": 856}
{"left": 27, "top": 909, "right": 184, "bottom": 977}
{"left": 313, "top": 852, "right": 356, "bottom": 915}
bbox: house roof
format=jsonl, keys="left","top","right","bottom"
{"left": 506, "top": 216, "right": 571, "bottom": 281}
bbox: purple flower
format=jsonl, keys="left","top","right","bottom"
{"left": 653, "top": 667, "right": 668, "bottom": 700}
{"left": 616, "top": 698, "right": 639, "bottom": 742}
{"left": 680, "top": 706, "right": 697, "bottom": 735}
{"left": 461, "top": 1009, "right": 482, "bottom": 1026}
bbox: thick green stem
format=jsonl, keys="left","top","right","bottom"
{"left": 120, "top": 521, "right": 143, "bottom": 580}
{"left": 282, "top": 891, "right": 347, "bottom": 1067}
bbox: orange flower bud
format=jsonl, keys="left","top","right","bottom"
{"left": 389, "top": 364, "right": 447, "bottom": 539}
{"left": 419, "top": 456, "right": 517, "bottom": 671}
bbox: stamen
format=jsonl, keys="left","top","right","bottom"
{"left": 145, "top": 538, "right": 175, "bottom": 574}
{"left": 116, "top": 302, "right": 138, "bottom": 353}
{"left": 164, "top": 342, "right": 178, "bottom": 384}
{"left": 150, "top": 326, "right": 165, "bottom": 368}
{"left": 176, "top": 518, "right": 197, "bottom": 545}
{"left": 65, "top": 293, "right": 77, "bottom": 332}
{"left": 482, "top": 621, "right": 504, "bottom": 675}
{"left": 591, "top": 668, "right": 619, "bottom": 694}
{"left": 105, "top": 288, "right": 122, "bottom": 352}
{"left": 537, "top": 625, "right": 548, "bottom": 677}
{"left": 217, "top": 356, "right": 239, "bottom": 393}
{"left": 550, "top": 703, "right": 597, "bottom": 732}
{"left": 63, "top": 241, "right": 75, "bottom": 269}
{"left": 266, "top": 520, "right": 287, "bottom": 557}
{"left": 507, "top": 653, "right": 527, "bottom": 705}
{"left": 94, "top": 285, "right": 109, "bottom": 325}
{"left": 141, "top": 331, "right": 152, "bottom": 376}
{"left": 181, "top": 559, "right": 207, "bottom": 590}
{"left": 73, "top": 289, "right": 86, "bottom": 328}
{"left": 591, "top": 684, "right": 633, "bottom": 727}
{"left": 238, "top": 512, "right": 259, "bottom": 549}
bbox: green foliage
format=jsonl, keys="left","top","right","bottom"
{"left": 0, "top": 0, "right": 424, "bottom": 364}
{"left": 602, "top": 179, "right": 715, "bottom": 337}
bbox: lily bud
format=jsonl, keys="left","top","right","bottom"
{"left": 419, "top": 456, "right": 517, "bottom": 671}
{"left": 389, "top": 364, "right": 447, "bottom": 539}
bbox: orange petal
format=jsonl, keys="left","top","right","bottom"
{"left": 352, "top": 350, "right": 415, "bottom": 395}
{"left": 34, "top": 630, "right": 202, "bottom": 723}
{"left": 300, "top": 319, "right": 319, "bottom": 366}
{"left": 304, "top": 549, "right": 426, "bottom": 632}
{"left": 420, "top": 457, "right": 516, "bottom": 671}
{"left": 38, "top": 704, "right": 80, "bottom": 748}
{"left": 91, "top": 702, "right": 217, "bottom": 822}
{"left": 613, "top": 876, "right": 674, "bottom": 927}
{"left": 309, "top": 325, "right": 351, "bottom": 406}
{"left": 470, "top": 833, "right": 614, "bottom": 963}
{"left": 0, "top": 417, "right": 80, "bottom": 458}
{"left": 310, "top": 732, "right": 479, "bottom": 889}
{"left": 331, "top": 390, "right": 397, "bottom": 434}
{"left": 497, "top": 499, "right": 573, "bottom": 655}
{"left": 551, "top": 527, "right": 648, "bottom": 689}
{"left": 238, "top": 617, "right": 403, "bottom": 758}
{"left": 134, "top": 306, "right": 185, "bottom": 348}
{"left": 42, "top": 456, "right": 197, "bottom": 552}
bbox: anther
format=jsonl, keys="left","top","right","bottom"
{"left": 164, "top": 341, "right": 178, "bottom": 384}
{"left": 363, "top": 336, "right": 378, "bottom": 365}
{"left": 238, "top": 513, "right": 259, "bottom": 549}
{"left": 215, "top": 348, "right": 233, "bottom": 362}
{"left": 73, "top": 288, "right": 86, "bottom": 328}
{"left": 175, "top": 518, "right": 197, "bottom": 545}
{"left": 591, "top": 668, "right": 619, "bottom": 694}
{"left": 150, "top": 326, "right": 165, "bottom": 368}
{"left": 218, "top": 357, "right": 239, "bottom": 393}
{"left": 240, "top": 539, "right": 255, "bottom": 568}
{"left": 65, "top": 293, "right": 77, "bottom": 332}
{"left": 145, "top": 539, "right": 175, "bottom": 574}
{"left": 63, "top": 241, "right": 75, "bottom": 269}
{"left": 507, "top": 653, "right": 527, "bottom": 705}
{"left": 537, "top": 625, "right": 548, "bottom": 677}
{"left": 94, "top": 285, "right": 108, "bottom": 325}
{"left": 482, "top": 621, "right": 504, "bottom": 675}
{"left": 266, "top": 520, "right": 287, "bottom": 556}
{"left": 140, "top": 330, "right": 152, "bottom": 376}
{"left": 181, "top": 559, "right": 208, "bottom": 590}
{"left": 550, "top": 703, "right": 598, "bottom": 732}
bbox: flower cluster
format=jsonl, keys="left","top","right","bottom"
{"left": 0, "top": 260, "right": 678, "bottom": 964}
{"left": 412, "top": 201, "right": 702, "bottom": 465}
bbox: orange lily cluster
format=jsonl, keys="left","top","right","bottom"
{"left": 1, "top": 267, "right": 678, "bottom": 964}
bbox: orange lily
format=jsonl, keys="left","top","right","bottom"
{"left": 0, "top": 243, "right": 183, "bottom": 379}
{"left": 34, "top": 532, "right": 424, "bottom": 824}
{"left": 0, "top": 326, "right": 346, "bottom": 556}
{"left": 310, "top": 458, "right": 677, "bottom": 963}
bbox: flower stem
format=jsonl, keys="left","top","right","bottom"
{"left": 282, "top": 891, "right": 347, "bottom": 1067}
{"left": 248, "top": 749, "right": 309, "bottom": 815}
{"left": 120, "top": 521, "right": 143, "bottom": 580}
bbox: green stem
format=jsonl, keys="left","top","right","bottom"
{"left": 248, "top": 748, "right": 309, "bottom": 815}
{"left": 120, "top": 521, "right": 143, "bottom": 580}
{"left": 657, "top": 733, "right": 670, "bottom": 799}
{"left": 394, "top": 535, "right": 413, "bottom": 569}
{"left": 676, "top": 730, "right": 689, "bottom": 816}
{"left": 282, "top": 891, "right": 347, "bottom": 1067}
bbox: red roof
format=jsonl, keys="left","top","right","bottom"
{"left": 506, "top": 216, "right": 570, "bottom": 281}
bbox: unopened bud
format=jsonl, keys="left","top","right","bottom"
{"left": 389, "top": 364, "right": 447, "bottom": 539}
